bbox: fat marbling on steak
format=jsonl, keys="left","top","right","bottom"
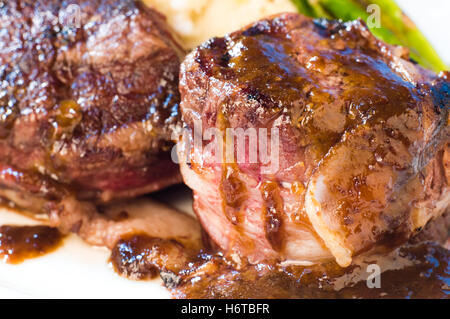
{"left": 178, "top": 13, "right": 450, "bottom": 267}
{"left": 0, "top": 0, "right": 184, "bottom": 206}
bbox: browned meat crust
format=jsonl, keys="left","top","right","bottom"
{"left": 0, "top": 0, "right": 184, "bottom": 202}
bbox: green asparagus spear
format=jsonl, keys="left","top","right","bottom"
{"left": 290, "top": 0, "right": 316, "bottom": 17}
{"left": 362, "top": 0, "right": 447, "bottom": 72}
{"left": 317, "top": 0, "right": 403, "bottom": 50}
{"left": 291, "top": 0, "right": 448, "bottom": 72}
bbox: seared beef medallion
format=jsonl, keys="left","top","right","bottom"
{"left": 0, "top": 0, "right": 184, "bottom": 203}
{"left": 0, "top": 0, "right": 186, "bottom": 246}
{"left": 178, "top": 13, "right": 449, "bottom": 267}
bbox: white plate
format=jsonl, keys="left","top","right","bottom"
{"left": 0, "top": 0, "right": 448, "bottom": 299}
{"left": 398, "top": 0, "right": 450, "bottom": 64}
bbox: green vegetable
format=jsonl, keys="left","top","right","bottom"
{"left": 291, "top": 0, "right": 448, "bottom": 72}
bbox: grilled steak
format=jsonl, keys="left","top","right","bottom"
{"left": 0, "top": 0, "right": 184, "bottom": 205}
{"left": 178, "top": 13, "right": 449, "bottom": 266}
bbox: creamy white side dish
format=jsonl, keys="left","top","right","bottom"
{"left": 143, "top": 0, "right": 297, "bottom": 48}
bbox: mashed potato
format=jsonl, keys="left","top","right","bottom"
{"left": 143, "top": 0, "right": 297, "bottom": 49}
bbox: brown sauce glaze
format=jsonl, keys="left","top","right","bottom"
{"left": 110, "top": 233, "right": 449, "bottom": 299}
{"left": 110, "top": 234, "right": 197, "bottom": 286}
{"left": 220, "top": 164, "right": 247, "bottom": 225}
{"left": 0, "top": 225, "right": 64, "bottom": 264}
{"left": 201, "top": 21, "right": 421, "bottom": 159}
{"left": 261, "top": 181, "right": 284, "bottom": 251}
{"left": 172, "top": 242, "right": 450, "bottom": 299}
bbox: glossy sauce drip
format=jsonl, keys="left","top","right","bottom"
{"left": 50, "top": 100, "right": 83, "bottom": 141}
{"left": 261, "top": 181, "right": 284, "bottom": 251}
{"left": 110, "top": 234, "right": 196, "bottom": 286}
{"left": 0, "top": 225, "right": 64, "bottom": 264}
{"left": 220, "top": 164, "right": 247, "bottom": 225}
{"left": 214, "top": 109, "right": 256, "bottom": 251}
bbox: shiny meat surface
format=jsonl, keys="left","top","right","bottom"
{"left": 47, "top": 196, "right": 202, "bottom": 250}
{"left": 178, "top": 13, "right": 450, "bottom": 266}
{"left": 0, "top": 0, "right": 184, "bottom": 203}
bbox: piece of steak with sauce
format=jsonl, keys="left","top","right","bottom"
{"left": 0, "top": 0, "right": 184, "bottom": 204}
{"left": 178, "top": 13, "right": 449, "bottom": 267}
